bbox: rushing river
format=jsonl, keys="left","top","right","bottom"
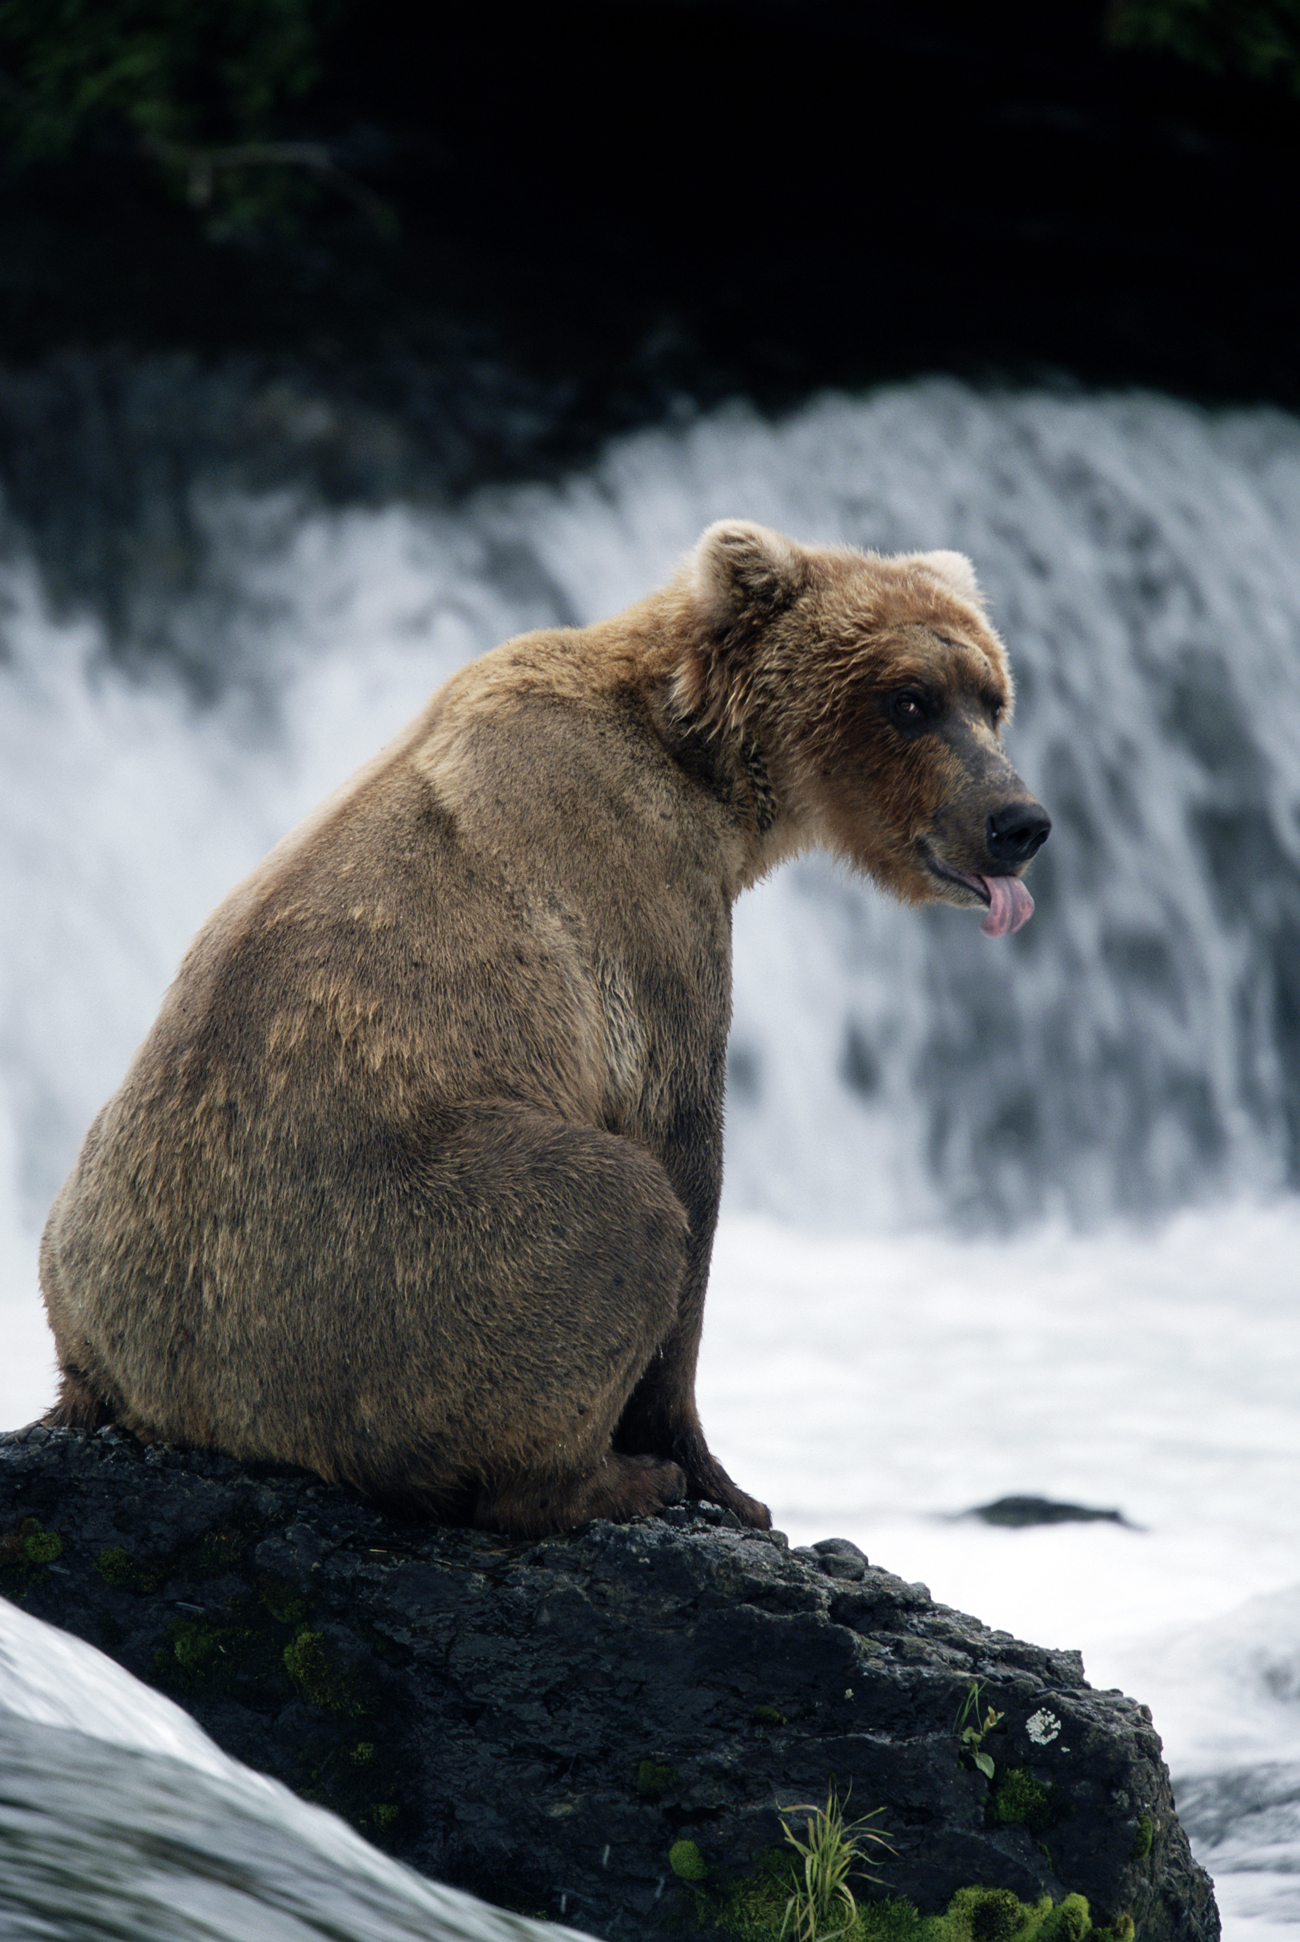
{"left": 3, "top": 380, "right": 1300, "bottom": 1936}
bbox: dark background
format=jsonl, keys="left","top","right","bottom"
{"left": 1, "top": 0, "right": 1298, "bottom": 647}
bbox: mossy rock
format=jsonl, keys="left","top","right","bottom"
{"left": 685, "top": 1870, "right": 1126, "bottom": 1942}
{"left": 283, "top": 1628, "right": 364, "bottom": 1715}
{"left": 0, "top": 1518, "right": 64, "bottom": 1591}
{"left": 670, "top": 1838, "right": 710, "bottom": 1883}
{"left": 95, "top": 1546, "right": 161, "bottom": 1594}
{"left": 989, "top": 1767, "right": 1067, "bottom": 1836}
{"left": 635, "top": 1758, "right": 676, "bottom": 1797}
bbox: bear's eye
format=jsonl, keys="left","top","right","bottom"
{"left": 889, "top": 690, "right": 928, "bottom": 726}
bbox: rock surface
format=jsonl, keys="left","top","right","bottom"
{"left": 0, "top": 1425, "right": 1217, "bottom": 1942}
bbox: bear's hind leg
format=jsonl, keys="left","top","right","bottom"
{"left": 44, "top": 1365, "right": 115, "bottom": 1432}
{"left": 473, "top": 1451, "right": 686, "bottom": 1539}
{"left": 363, "top": 1103, "right": 693, "bottom": 1537}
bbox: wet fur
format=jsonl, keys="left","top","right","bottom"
{"left": 41, "top": 522, "right": 1045, "bottom": 1536}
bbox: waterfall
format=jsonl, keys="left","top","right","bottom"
{"left": 6, "top": 380, "right": 1300, "bottom": 1263}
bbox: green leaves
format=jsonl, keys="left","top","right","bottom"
{"left": 0, "top": 0, "right": 327, "bottom": 156}
{"left": 956, "top": 1679, "right": 1005, "bottom": 1782}
{"left": 0, "top": 0, "right": 359, "bottom": 230}
{"left": 778, "top": 1785, "right": 893, "bottom": 1942}
{"left": 1108, "top": 0, "right": 1300, "bottom": 96}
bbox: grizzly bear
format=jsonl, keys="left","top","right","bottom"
{"left": 41, "top": 521, "right": 1048, "bottom": 1537}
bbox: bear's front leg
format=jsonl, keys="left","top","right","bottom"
{"left": 608, "top": 1098, "right": 772, "bottom": 1529}
{"left": 613, "top": 1276, "right": 771, "bottom": 1531}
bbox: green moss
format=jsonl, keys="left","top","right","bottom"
{"left": 712, "top": 1872, "right": 795, "bottom": 1939}
{"left": 155, "top": 1614, "right": 256, "bottom": 1690}
{"left": 989, "top": 1768, "right": 1059, "bottom": 1836}
{"left": 96, "top": 1546, "right": 138, "bottom": 1588}
{"left": 683, "top": 1865, "right": 1124, "bottom": 1942}
{"left": 670, "top": 1839, "right": 710, "bottom": 1882}
{"left": 913, "top": 1889, "right": 1097, "bottom": 1942}
{"left": 283, "top": 1628, "right": 363, "bottom": 1714}
{"left": 171, "top": 1618, "right": 222, "bottom": 1673}
{"left": 188, "top": 1525, "right": 247, "bottom": 1578}
{"left": 148, "top": 1587, "right": 402, "bottom": 1855}
{"left": 19, "top": 1521, "right": 62, "bottom": 1564}
{"left": 635, "top": 1758, "right": 676, "bottom": 1797}
{"left": 947, "top": 1887, "right": 1033, "bottom": 1940}
{"left": 1037, "top": 1896, "right": 1091, "bottom": 1942}
{"left": 1129, "top": 1814, "right": 1153, "bottom": 1861}
{"left": 750, "top": 1704, "right": 787, "bottom": 1726}
{"left": 0, "top": 1517, "right": 64, "bottom": 1590}
{"left": 693, "top": 1847, "right": 798, "bottom": 1940}
{"left": 861, "top": 1900, "right": 936, "bottom": 1942}
{"left": 153, "top": 1600, "right": 294, "bottom": 1704}
{"left": 1107, "top": 0, "right": 1300, "bottom": 99}
{"left": 260, "top": 1577, "right": 310, "bottom": 1627}
{"left": 95, "top": 1545, "right": 161, "bottom": 1593}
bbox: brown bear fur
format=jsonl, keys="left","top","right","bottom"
{"left": 41, "top": 521, "right": 1048, "bottom": 1537}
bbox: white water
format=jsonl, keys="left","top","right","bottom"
{"left": 0, "top": 1594, "right": 593, "bottom": 1941}
{"left": 4, "top": 380, "right": 1300, "bottom": 1935}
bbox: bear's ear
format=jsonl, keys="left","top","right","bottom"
{"left": 912, "top": 549, "right": 985, "bottom": 610}
{"left": 689, "top": 520, "right": 807, "bottom": 629}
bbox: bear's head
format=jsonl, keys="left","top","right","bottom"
{"left": 673, "top": 520, "right": 1049, "bottom": 933}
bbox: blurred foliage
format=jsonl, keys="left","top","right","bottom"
{"left": 1108, "top": 0, "right": 1300, "bottom": 94}
{"left": 0, "top": 0, "right": 351, "bottom": 229}
{"left": 1, "top": 0, "right": 1298, "bottom": 242}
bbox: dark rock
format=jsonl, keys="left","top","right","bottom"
{"left": 0, "top": 1426, "right": 1217, "bottom": 1942}
{"left": 811, "top": 1538, "right": 870, "bottom": 1580}
{"left": 966, "top": 1498, "right": 1133, "bottom": 1529}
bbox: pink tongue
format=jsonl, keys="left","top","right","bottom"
{"left": 979, "top": 875, "right": 1035, "bottom": 938}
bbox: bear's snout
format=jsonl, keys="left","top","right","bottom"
{"left": 985, "top": 800, "right": 1051, "bottom": 868}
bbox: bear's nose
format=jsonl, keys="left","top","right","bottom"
{"left": 986, "top": 801, "right": 1051, "bottom": 865}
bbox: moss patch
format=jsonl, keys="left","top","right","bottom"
{"left": 685, "top": 1844, "right": 796, "bottom": 1940}
{"left": 670, "top": 1838, "right": 710, "bottom": 1882}
{"left": 1129, "top": 1814, "right": 1153, "bottom": 1861}
{"left": 0, "top": 1518, "right": 64, "bottom": 1593}
{"left": 146, "top": 1576, "right": 403, "bottom": 1848}
{"left": 155, "top": 1614, "right": 263, "bottom": 1695}
{"left": 635, "top": 1758, "right": 676, "bottom": 1797}
{"left": 283, "top": 1628, "right": 364, "bottom": 1715}
{"left": 95, "top": 1545, "right": 161, "bottom": 1593}
{"left": 260, "top": 1577, "right": 310, "bottom": 1627}
{"left": 988, "top": 1767, "right": 1067, "bottom": 1837}
{"left": 949, "top": 1886, "right": 1032, "bottom": 1940}
{"left": 680, "top": 1861, "right": 1131, "bottom": 1942}
{"left": 186, "top": 1524, "right": 248, "bottom": 1579}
